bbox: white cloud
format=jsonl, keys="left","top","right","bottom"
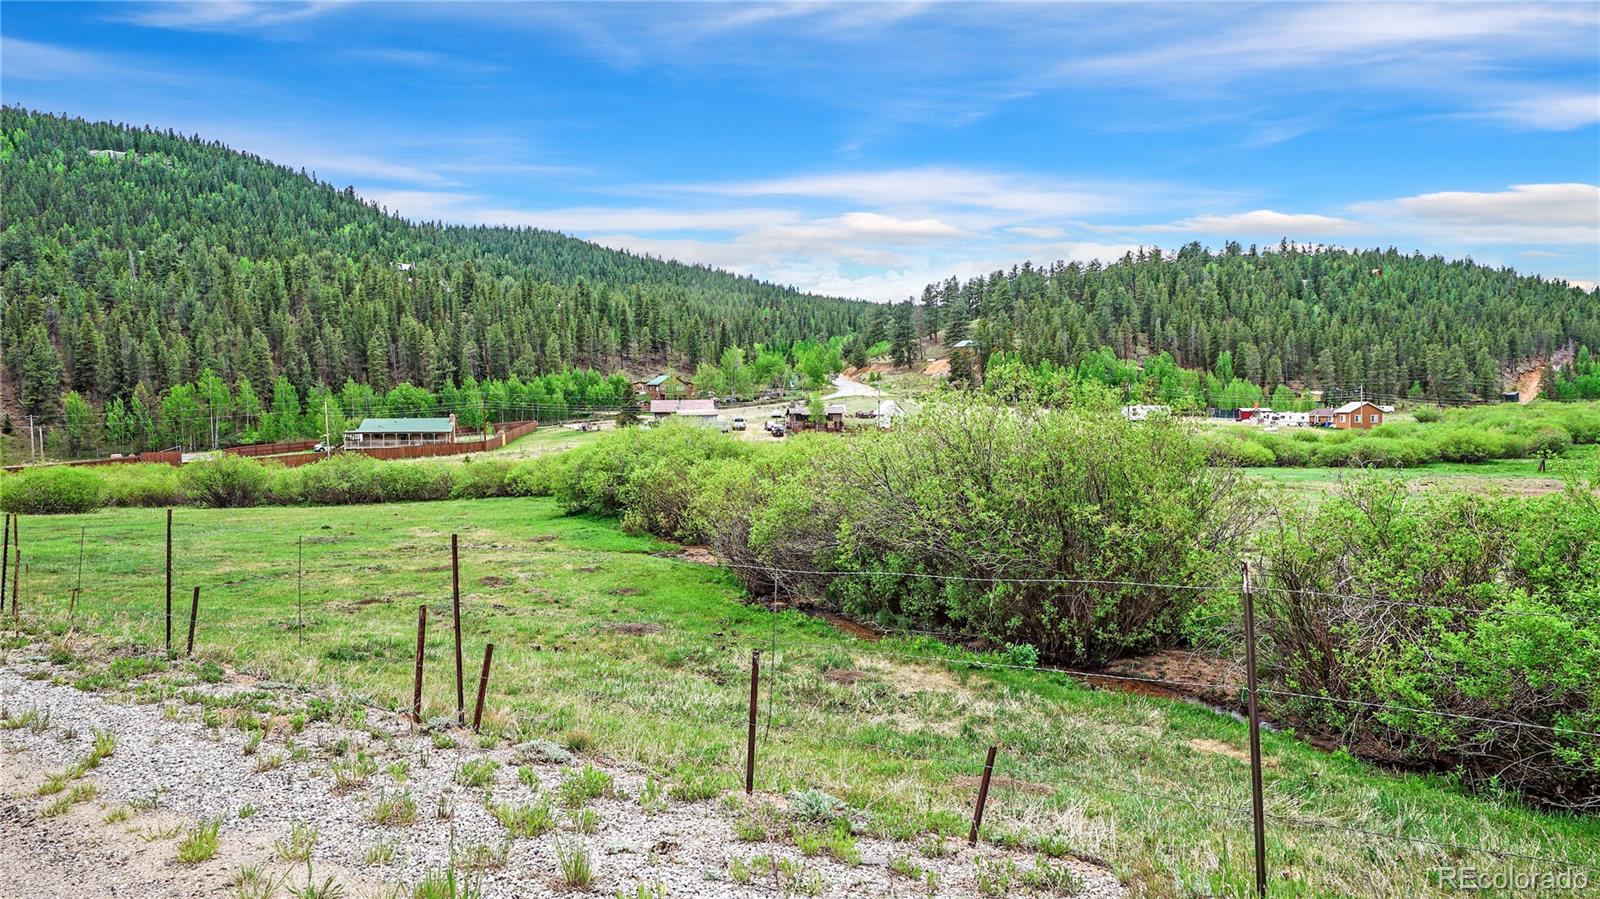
{"left": 1353, "top": 183, "right": 1600, "bottom": 244}
{"left": 1, "top": 37, "right": 114, "bottom": 80}
{"left": 1008, "top": 226, "right": 1067, "bottom": 240}
{"left": 1137, "top": 210, "right": 1365, "bottom": 236}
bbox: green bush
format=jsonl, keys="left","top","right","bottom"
{"left": 372, "top": 461, "right": 453, "bottom": 502}
{"left": 100, "top": 464, "right": 184, "bottom": 507}
{"left": 450, "top": 460, "right": 514, "bottom": 499}
{"left": 0, "top": 466, "right": 105, "bottom": 514}
{"left": 505, "top": 459, "right": 555, "bottom": 497}
{"left": 179, "top": 455, "right": 274, "bottom": 507}
{"left": 1258, "top": 480, "right": 1600, "bottom": 804}
{"left": 278, "top": 453, "right": 386, "bottom": 505}
{"left": 1198, "top": 431, "right": 1276, "bottom": 467}
{"left": 1412, "top": 406, "right": 1443, "bottom": 423}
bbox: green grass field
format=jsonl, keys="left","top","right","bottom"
{"left": 4, "top": 498, "right": 1596, "bottom": 898}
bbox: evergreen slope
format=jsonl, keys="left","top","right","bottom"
{"left": 921, "top": 246, "right": 1596, "bottom": 404}
{"left": 0, "top": 107, "right": 867, "bottom": 418}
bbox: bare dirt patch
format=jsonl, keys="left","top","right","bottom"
{"left": 674, "top": 546, "right": 719, "bottom": 565}
{"left": 880, "top": 661, "right": 971, "bottom": 697}
{"left": 1099, "top": 650, "right": 1241, "bottom": 705}
{"left": 822, "top": 668, "right": 867, "bottom": 686}
{"left": 611, "top": 587, "right": 643, "bottom": 596}
{"left": 479, "top": 575, "right": 508, "bottom": 587}
{"left": 954, "top": 774, "right": 1055, "bottom": 796}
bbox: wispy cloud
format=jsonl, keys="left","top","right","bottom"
{"left": 0, "top": 36, "right": 116, "bottom": 80}
{"left": 1474, "top": 91, "right": 1600, "bottom": 131}
{"left": 112, "top": 1, "right": 342, "bottom": 32}
{"left": 670, "top": 167, "right": 1198, "bottom": 220}
{"left": 1135, "top": 210, "right": 1366, "bottom": 237}
{"left": 347, "top": 47, "right": 507, "bottom": 76}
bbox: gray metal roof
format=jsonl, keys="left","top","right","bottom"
{"left": 347, "top": 417, "right": 454, "bottom": 434}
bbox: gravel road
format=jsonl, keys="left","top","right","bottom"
{"left": 0, "top": 654, "right": 1126, "bottom": 899}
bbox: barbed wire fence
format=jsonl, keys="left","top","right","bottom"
{"left": 0, "top": 507, "right": 1595, "bottom": 897}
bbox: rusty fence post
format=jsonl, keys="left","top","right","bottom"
{"left": 968, "top": 744, "right": 998, "bottom": 846}
{"left": 472, "top": 643, "right": 495, "bottom": 732}
{"left": 745, "top": 648, "right": 760, "bottom": 795}
{"left": 296, "top": 535, "right": 304, "bottom": 647}
{"left": 1242, "top": 561, "right": 1268, "bottom": 899}
{"left": 9, "top": 514, "right": 19, "bottom": 622}
{"left": 70, "top": 526, "right": 85, "bottom": 626}
{"left": 2, "top": 513, "right": 11, "bottom": 620}
{"left": 412, "top": 604, "right": 428, "bottom": 726}
{"left": 451, "top": 534, "right": 464, "bottom": 726}
{"left": 165, "top": 508, "right": 173, "bottom": 654}
{"left": 186, "top": 586, "right": 201, "bottom": 656}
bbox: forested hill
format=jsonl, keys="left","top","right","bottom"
{"left": 0, "top": 107, "right": 867, "bottom": 414}
{"left": 919, "top": 244, "right": 1597, "bottom": 403}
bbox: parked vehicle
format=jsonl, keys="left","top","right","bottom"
{"left": 732, "top": 417, "right": 747, "bottom": 431}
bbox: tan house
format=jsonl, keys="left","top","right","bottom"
{"left": 1330, "top": 401, "right": 1384, "bottom": 430}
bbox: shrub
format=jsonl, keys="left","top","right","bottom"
{"left": 1257, "top": 480, "right": 1600, "bottom": 805}
{"left": 1198, "top": 431, "right": 1276, "bottom": 467}
{"left": 0, "top": 465, "right": 104, "bottom": 514}
{"left": 179, "top": 455, "right": 274, "bottom": 507}
{"left": 277, "top": 453, "right": 385, "bottom": 505}
{"left": 505, "top": 460, "right": 554, "bottom": 497}
{"left": 1530, "top": 425, "right": 1574, "bottom": 457}
{"left": 450, "top": 460, "right": 514, "bottom": 499}
{"left": 1412, "top": 406, "right": 1443, "bottom": 423}
{"left": 100, "top": 464, "right": 185, "bottom": 507}
{"left": 372, "top": 461, "right": 453, "bottom": 502}
{"left": 699, "top": 398, "right": 1260, "bottom": 665}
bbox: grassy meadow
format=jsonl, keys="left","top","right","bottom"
{"left": 2, "top": 497, "right": 1595, "bottom": 898}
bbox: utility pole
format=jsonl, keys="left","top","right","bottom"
{"left": 323, "top": 397, "right": 332, "bottom": 453}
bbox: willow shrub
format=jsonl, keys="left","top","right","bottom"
{"left": 1258, "top": 479, "right": 1600, "bottom": 805}
{"left": 690, "top": 396, "right": 1259, "bottom": 665}
{"left": 0, "top": 465, "right": 105, "bottom": 514}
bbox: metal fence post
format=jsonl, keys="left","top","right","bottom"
{"left": 2, "top": 513, "right": 11, "bottom": 619}
{"left": 472, "top": 643, "right": 495, "bottom": 732}
{"left": 451, "top": 534, "right": 464, "bottom": 726}
{"left": 165, "top": 508, "right": 173, "bottom": 654}
{"left": 745, "top": 648, "right": 760, "bottom": 795}
{"left": 1242, "top": 561, "right": 1268, "bottom": 899}
{"left": 969, "top": 744, "right": 998, "bottom": 846}
{"left": 412, "top": 604, "right": 428, "bottom": 726}
{"left": 186, "top": 586, "right": 200, "bottom": 656}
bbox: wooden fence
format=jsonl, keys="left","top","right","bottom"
{"left": 224, "top": 439, "right": 319, "bottom": 457}
{"left": 3, "top": 450, "right": 183, "bottom": 473}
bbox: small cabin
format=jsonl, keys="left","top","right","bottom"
{"left": 343, "top": 416, "right": 456, "bottom": 448}
{"left": 824, "top": 404, "right": 846, "bottom": 432}
{"left": 1237, "top": 406, "right": 1271, "bottom": 422}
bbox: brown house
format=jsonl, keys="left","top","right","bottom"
{"left": 1330, "top": 401, "right": 1384, "bottom": 430}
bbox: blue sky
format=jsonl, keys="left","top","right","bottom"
{"left": 3, "top": 1, "right": 1597, "bottom": 298}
